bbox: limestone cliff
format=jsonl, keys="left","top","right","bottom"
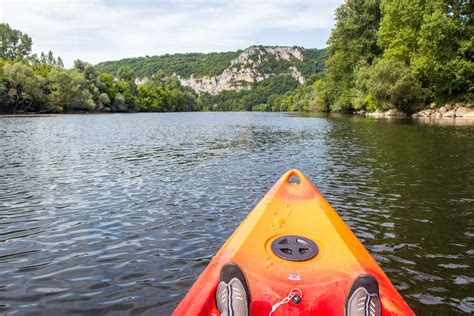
{"left": 176, "top": 46, "right": 306, "bottom": 95}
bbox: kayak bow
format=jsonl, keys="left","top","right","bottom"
{"left": 173, "top": 170, "right": 414, "bottom": 315}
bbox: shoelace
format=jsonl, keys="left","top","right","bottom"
{"left": 220, "top": 280, "right": 244, "bottom": 316}
{"left": 355, "top": 292, "right": 379, "bottom": 316}
{"left": 269, "top": 288, "right": 303, "bottom": 316}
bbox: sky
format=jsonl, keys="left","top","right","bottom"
{"left": 0, "top": 0, "right": 343, "bottom": 67}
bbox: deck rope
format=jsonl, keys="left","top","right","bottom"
{"left": 269, "top": 288, "right": 303, "bottom": 316}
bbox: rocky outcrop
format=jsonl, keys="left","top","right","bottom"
{"left": 176, "top": 46, "right": 306, "bottom": 95}
{"left": 177, "top": 68, "right": 258, "bottom": 95}
{"left": 455, "top": 106, "right": 474, "bottom": 118}
{"left": 230, "top": 46, "right": 303, "bottom": 66}
{"left": 412, "top": 104, "right": 474, "bottom": 119}
{"left": 365, "top": 109, "right": 407, "bottom": 118}
{"left": 135, "top": 77, "right": 149, "bottom": 85}
{"left": 289, "top": 66, "right": 305, "bottom": 84}
{"left": 176, "top": 64, "right": 276, "bottom": 95}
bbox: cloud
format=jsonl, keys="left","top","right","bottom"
{"left": 0, "top": 0, "right": 342, "bottom": 67}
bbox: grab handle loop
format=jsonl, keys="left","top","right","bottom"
{"left": 269, "top": 288, "right": 303, "bottom": 316}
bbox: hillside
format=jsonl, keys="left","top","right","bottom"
{"left": 95, "top": 51, "right": 242, "bottom": 78}
{"left": 95, "top": 46, "right": 327, "bottom": 97}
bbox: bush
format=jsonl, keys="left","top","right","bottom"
{"left": 47, "top": 68, "right": 96, "bottom": 112}
{"left": 252, "top": 104, "right": 268, "bottom": 111}
{"left": 310, "top": 79, "right": 332, "bottom": 112}
{"left": 356, "top": 58, "right": 426, "bottom": 112}
{"left": 2, "top": 62, "right": 46, "bottom": 113}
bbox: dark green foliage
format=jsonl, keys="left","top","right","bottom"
{"left": 356, "top": 58, "right": 426, "bottom": 112}
{"left": 297, "top": 49, "right": 329, "bottom": 78}
{"left": 47, "top": 68, "right": 96, "bottom": 112}
{"left": 0, "top": 23, "right": 32, "bottom": 61}
{"left": 411, "top": 7, "right": 473, "bottom": 102}
{"left": 278, "top": 0, "right": 473, "bottom": 113}
{"left": 378, "top": 0, "right": 429, "bottom": 63}
{"left": 0, "top": 56, "right": 202, "bottom": 113}
{"left": 117, "top": 65, "right": 135, "bottom": 82}
{"left": 95, "top": 51, "right": 242, "bottom": 78}
{"left": 0, "top": 22, "right": 202, "bottom": 114}
{"left": 1, "top": 62, "right": 45, "bottom": 113}
{"left": 324, "top": 0, "right": 383, "bottom": 111}
{"left": 28, "top": 51, "right": 63, "bottom": 79}
{"left": 200, "top": 74, "right": 299, "bottom": 111}
{"left": 252, "top": 103, "right": 269, "bottom": 111}
{"left": 268, "top": 75, "right": 335, "bottom": 112}
{"left": 378, "top": 0, "right": 473, "bottom": 105}
{"left": 136, "top": 75, "right": 200, "bottom": 112}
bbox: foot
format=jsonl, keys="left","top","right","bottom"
{"left": 346, "top": 275, "right": 381, "bottom": 316}
{"left": 216, "top": 263, "right": 250, "bottom": 316}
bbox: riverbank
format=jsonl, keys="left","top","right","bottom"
{"left": 412, "top": 103, "right": 474, "bottom": 119}
{"left": 3, "top": 103, "right": 474, "bottom": 125}
{"left": 353, "top": 103, "right": 474, "bottom": 123}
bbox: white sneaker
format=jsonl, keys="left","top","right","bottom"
{"left": 346, "top": 275, "right": 381, "bottom": 316}
{"left": 216, "top": 278, "right": 248, "bottom": 316}
{"left": 215, "top": 263, "right": 250, "bottom": 316}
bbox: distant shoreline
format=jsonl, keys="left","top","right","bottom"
{"left": 2, "top": 110, "right": 474, "bottom": 125}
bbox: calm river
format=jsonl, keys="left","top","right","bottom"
{"left": 0, "top": 112, "right": 473, "bottom": 315}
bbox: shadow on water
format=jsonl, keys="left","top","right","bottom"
{"left": 0, "top": 112, "right": 472, "bottom": 314}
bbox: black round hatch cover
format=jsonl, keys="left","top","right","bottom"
{"left": 271, "top": 235, "right": 318, "bottom": 261}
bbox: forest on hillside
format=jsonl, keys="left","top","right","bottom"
{"left": 95, "top": 51, "right": 243, "bottom": 78}
{"left": 94, "top": 47, "right": 326, "bottom": 79}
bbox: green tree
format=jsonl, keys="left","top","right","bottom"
{"left": 2, "top": 62, "right": 45, "bottom": 113}
{"left": 0, "top": 59, "right": 9, "bottom": 109}
{"left": 57, "top": 57, "right": 64, "bottom": 68}
{"left": 97, "top": 93, "right": 111, "bottom": 110}
{"left": 30, "top": 51, "right": 64, "bottom": 78}
{"left": 47, "top": 68, "right": 96, "bottom": 112}
{"left": 356, "top": 58, "right": 426, "bottom": 112}
{"left": 198, "top": 74, "right": 298, "bottom": 112}
{"left": 115, "top": 79, "right": 138, "bottom": 111}
{"left": 111, "top": 93, "right": 127, "bottom": 112}
{"left": 98, "top": 72, "right": 116, "bottom": 101}
{"left": 310, "top": 79, "right": 333, "bottom": 112}
{"left": 152, "top": 69, "right": 167, "bottom": 83}
{"left": 325, "top": 0, "right": 382, "bottom": 111}
{"left": 76, "top": 60, "right": 100, "bottom": 95}
{"left": 0, "top": 23, "right": 32, "bottom": 61}
{"left": 117, "top": 65, "right": 135, "bottom": 83}
{"left": 411, "top": 8, "right": 473, "bottom": 101}
{"left": 47, "top": 51, "right": 55, "bottom": 65}
{"left": 378, "top": 0, "right": 431, "bottom": 63}
{"left": 137, "top": 82, "right": 163, "bottom": 111}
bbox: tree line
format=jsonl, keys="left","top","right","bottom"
{"left": 2, "top": 0, "right": 472, "bottom": 115}
{"left": 270, "top": 0, "right": 472, "bottom": 114}
{"left": 0, "top": 21, "right": 324, "bottom": 114}
{"left": 0, "top": 23, "right": 201, "bottom": 114}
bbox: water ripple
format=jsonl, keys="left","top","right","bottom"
{"left": 0, "top": 112, "right": 473, "bottom": 314}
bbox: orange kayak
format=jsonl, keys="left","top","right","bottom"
{"left": 173, "top": 170, "right": 414, "bottom": 315}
